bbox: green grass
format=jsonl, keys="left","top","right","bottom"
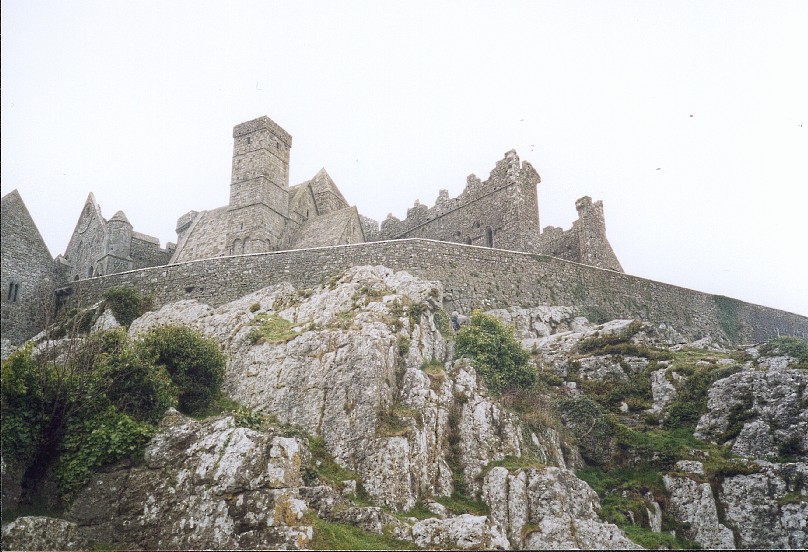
{"left": 248, "top": 313, "right": 300, "bottom": 345}
{"left": 310, "top": 517, "right": 417, "bottom": 550}
{"left": 403, "top": 501, "right": 436, "bottom": 520}
{"left": 433, "top": 493, "right": 489, "bottom": 516}
{"left": 623, "top": 525, "right": 699, "bottom": 549}
{"left": 483, "top": 455, "right": 545, "bottom": 476}
{"left": 307, "top": 437, "right": 362, "bottom": 486}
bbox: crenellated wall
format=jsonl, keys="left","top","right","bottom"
{"left": 56, "top": 239, "right": 808, "bottom": 345}
{"left": 537, "top": 196, "right": 623, "bottom": 272}
{"left": 371, "top": 150, "right": 542, "bottom": 253}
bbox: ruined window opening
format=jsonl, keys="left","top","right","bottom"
{"left": 486, "top": 227, "right": 494, "bottom": 248}
{"left": 7, "top": 282, "right": 20, "bottom": 302}
{"left": 74, "top": 275, "right": 80, "bottom": 281}
{"left": 276, "top": 142, "right": 280, "bottom": 149}
{"left": 465, "top": 237, "right": 472, "bottom": 245}
{"left": 88, "top": 267, "right": 94, "bottom": 278}
{"left": 246, "top": 137, "right": 251, "bottom": 144}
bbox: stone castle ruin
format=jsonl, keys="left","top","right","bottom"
{"left": 3, "top": 115, "right": 805, "bottom": 347}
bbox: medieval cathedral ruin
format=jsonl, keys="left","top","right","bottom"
{"left": 2, "top": 115, "right": 622, "bottom": 345}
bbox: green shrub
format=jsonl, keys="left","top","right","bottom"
{"left": 557, "top": 397, "right": 616, "bottom": 466}
{"left": 760, "top": 336, "right": 808, "bottom": 368}
{"left": 2, "top": 325, "right": 227, "bottom": 507}
{"left": 103, "top": 287, "right": 154, "bottom": 327}
{"left": 55, "top": 405, "right": 154, "bottom": 501}
{"left": 665, "top": 363, "right": 741, "bottom": 429}
{"left": 97, "top": 331, "right": 178, "bottom": 424}
{"left": 138, "top": 326, "right": 225, "bottom": 415}
{"left": 455, "top": 311, "right": 533, "bottom": 393}
{"left": 1, "top": 346, "right": 49, "bottom": 464}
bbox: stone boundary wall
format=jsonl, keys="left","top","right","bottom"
{"left": 57, "top": 239, "right": 808, "bottom": 344}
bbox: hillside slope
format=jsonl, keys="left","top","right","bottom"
{"left": 2, "top": 266, "right": 806, "bottom": 549}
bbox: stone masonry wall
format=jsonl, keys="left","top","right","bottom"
{"left": 538, "top": 197, "right": 623, "bottom": 272}
{"left": 130, "top": 234, "right": 173, "bottom": 270}
{"left": 374, "top": 151, "right": 542, "bottom": 253}
{"left": 1, "top": 192, "right": 57, "bottom": 345}
{"left": 56, "top": 239, "right": 807, "bottom": 345}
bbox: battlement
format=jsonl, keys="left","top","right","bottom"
{"left": 370, "top": 150, "right": 542, "bottom": 252}
{"left": 232, "top": 115, "right": 292, "bottom": 147}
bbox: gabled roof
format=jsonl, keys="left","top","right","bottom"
{"left": 0, "top": 189, "right": 53, "bottom": 258}
{"left": 290, "top": 206, "right": 364, "bottom": 249}
{"left": 294, "top": 168, "right": 349, "bottom": 215}
{"left": 169, "top": 207, "right": 230, "bottom": 264}
{"left": 109, "top": 210, "right": 132, "bottom": 225}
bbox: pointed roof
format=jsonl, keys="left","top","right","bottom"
{"left": 109, "top": 210, "right": 132, "bottom": 225}
{"left": 290, "top": 206, "right": 364, "bottom": 249}
{"left": 1, "top": 189, "right": 53, "bottom": 258}
{"left": 310, "top": 168, "right": 348, "bottom": 206}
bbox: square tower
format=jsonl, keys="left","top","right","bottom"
{"left": 226, "top": 116, "right": 293, "bottom": 254}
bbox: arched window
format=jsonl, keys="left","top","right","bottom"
{"left": 486, "top": 227, "right": 494, "bottom": 248}
{"left": 7, "top": 282, "right": 20, "bottom": 302}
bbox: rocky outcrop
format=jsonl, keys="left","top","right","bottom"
{"left": 2, "top": 516, "right": 90, "bottom": 552}
{"left": 129, "top": 266, "right": 568, "bottom": 510}
{"left": 663, "top": 462, "right": 736, "bottom": 549}
{"left": 694, "top": 353, "right": 807, "bottom": 460}
{"left": 719, "top": 461, "right": 807, "bottom": 548}
{"left": 63, "top": 410, "right": 313, "bottom": 550}
{"left": 6, "top": 265, "right": 805, "bottom": 550}
{"left": 411, "top": 515, "right": 510, "bottom": 550}
{"left": 483, "top": 466, "right": 641, "bottom": 549}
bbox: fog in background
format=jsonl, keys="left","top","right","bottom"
{"left": 2, "top": 1, "right": 806, "bottom": 316}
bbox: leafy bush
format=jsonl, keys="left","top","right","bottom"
{"left": 760, "top": 336, "right": 808, "bottom": 368}
{"left": 138, "top": 326, "right": 225, "bottom": 415}
{"left": 1, "top": 346, "right": 50, "bottom": 464}
{"left": 98, "top": 332, "right": 178, "bottom": 424}
{"left": 55, "top": 406, "right": 154, "bottom": 501}
{"left": 2, "top": 325, "right": 228, "bottom": 508}
{"left": 103, "top": 287, "right": 154, "bottom": 327}
{"left": 455, "top": 311, "right": 533, "bottom": 393}
{"left": 665, "top": 363, "right": 740, "bottom": 429}
{"left": 557, "top": 397, "right": 616, "bottom": 466}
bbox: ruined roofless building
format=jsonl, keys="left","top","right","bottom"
{"left": 171, "top": 115, "right": 623, "bottom": 270}
{"left": 2, "top": 114, "right": 623, "bottom": 345}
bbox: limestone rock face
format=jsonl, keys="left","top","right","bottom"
{"left": 482, "top": 466, "right": 641, "bottom": 550}
{"left": 64, "top": 410, "right": 313, "bottom": 550}
{"left": 128, "top": 266, "right": 568, "bottom": 511}
{"left": 663, "top": 463, "right": 736, "bottom": 549}
{"left": 1, "top": 516, "right": 90, "bottom": 551}
{"left": 694, "top": 357, "right": 808, "bottom": 460}
{"left": 411, "top": 514, "right": 510, "bottom": 550}
{"left": 719, "top": 461, "right": 808, "bottom": 548}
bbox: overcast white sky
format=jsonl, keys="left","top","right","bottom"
{"left": 2, "top": 1, "right": 807, "bottom": 316}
